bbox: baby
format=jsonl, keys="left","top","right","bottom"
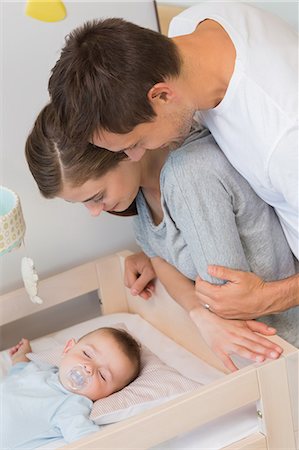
{"left": 1, "top": 327, "right": 141, "bottom": 449}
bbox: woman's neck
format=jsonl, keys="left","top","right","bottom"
{"left": 139, "top": 148, "right": 170, "bottom": 225}
{"left": 140, "top": 148, "right": 170, "bottom": 193}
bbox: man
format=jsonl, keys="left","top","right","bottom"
{"left": 48, "top": 3, "right": 298, "bottom": 321}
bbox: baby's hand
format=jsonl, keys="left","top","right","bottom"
{"left": 9, "top": 338, "right": 32, "bottom": 365}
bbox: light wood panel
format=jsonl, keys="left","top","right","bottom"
{"left": 156, "top": 3, "right": 186, "bottom": 35}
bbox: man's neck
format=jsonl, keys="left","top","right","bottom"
{"left": 172, "top": 19, "right": 236, "bottom": 111}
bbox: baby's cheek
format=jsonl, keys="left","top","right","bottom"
{"left": 89, "top": 383, "right": 105, "bottom": 401}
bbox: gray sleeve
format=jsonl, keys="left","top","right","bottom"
{"left": 136, "top": 134, "right": 294, "bottom": 283}
{"left": 164, "top": 149, "right": 254, "bottom": 284}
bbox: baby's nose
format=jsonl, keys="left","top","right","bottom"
{"left": 83, "top": 364, "right": 93, "bottom": 375}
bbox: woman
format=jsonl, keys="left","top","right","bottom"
{"left": 25, "top": 104, "right": 297, "bottom": 371}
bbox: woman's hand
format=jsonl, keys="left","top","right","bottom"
{"left": 124, "top": 252, "right": 156, "bottom": 300}
{"left": 189, "top": 306, "right": 283, "bottom": 372}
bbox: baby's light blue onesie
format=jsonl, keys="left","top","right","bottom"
{"left": 0, "top": 361, "right": 99, "bottom": 449}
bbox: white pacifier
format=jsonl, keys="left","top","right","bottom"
{"left": 67, "top": 365, "right": 92, "bottom": 391}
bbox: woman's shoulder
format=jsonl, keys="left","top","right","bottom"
{"left": 162, "top": 129, "right": 234, "bottom": 182}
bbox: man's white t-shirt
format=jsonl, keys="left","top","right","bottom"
{"left": 169, "top": 3, "right": 298, "bottom": 258}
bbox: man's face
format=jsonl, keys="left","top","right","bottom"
{"left": 93, "top": 106, "right": 194, "bottom": 161}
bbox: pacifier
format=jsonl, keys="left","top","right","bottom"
{"left": 67, "top": 365, "right": 92, "bottom": 391}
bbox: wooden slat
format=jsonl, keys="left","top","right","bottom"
{"left": 156, "top": 4, "right": 186, "bottom": 35}
{"left": 223, "top": 433, "right": 267, "bottom": 450}
{"left": 0, "top": 260, "right": 100, "bottom": 326}
{"left": 95, "top": 253, "right": 129, "bottom": 314}
{"left": 257, "top": 357, "right": 296, "bottom": 449}
{"left": 285, "top": 351, "right": 299, "bottom": 434}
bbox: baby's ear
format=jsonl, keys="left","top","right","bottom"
{"left": 62, "top": 338, "right": 76, "bottom": 354}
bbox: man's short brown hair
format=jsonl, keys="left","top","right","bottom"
{"left": 48, "top": 18, "right": 181, "bottom": 145}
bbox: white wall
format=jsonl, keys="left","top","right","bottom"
{"left": 156, "top": 1, "right": 298, "bottom": 31}
{"left": 1, "top": 1, "right": 159, "bottom": 294}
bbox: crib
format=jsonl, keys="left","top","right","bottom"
{"left": 1, "top": 250, "right": 298, "bottom": 449}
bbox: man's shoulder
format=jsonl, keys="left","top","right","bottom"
{"left": 169, "top": 2, "right": 261, "bottom": 38}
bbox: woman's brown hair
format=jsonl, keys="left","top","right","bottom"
{"left": 25, "top": 103, "right": 137, "bottom": 215}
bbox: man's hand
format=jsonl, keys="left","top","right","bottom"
{"left": 195, "top": 266, "right": 298, "bottom": 319}
{"left": 124, "top": 252, "right": 156, "bottom": 300}
{"left": 189, "top": 306, "right": 282, "bottom": 372}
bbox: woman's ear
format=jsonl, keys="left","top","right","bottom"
{"left": 62, "top": 338, "right": 76, "bottom": 354}
{"left": 147, "top": 82, "right": 175, "bottom": 106}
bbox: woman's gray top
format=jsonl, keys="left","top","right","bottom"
{"left": 134, "top": 130, "right": 298, "bottom": 346}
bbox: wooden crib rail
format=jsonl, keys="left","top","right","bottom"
{"left": 0, "top": 253, "right": 128, "bottom": 327}
{"left": 98, "top": 251, "right": 299, "bottom": 371}
{"left": 1, "top": 250, "right": 298, "bottom": 449}
{"left": 62, "top": 355, "right": 296, "bottom": 450}
{"left": 62, "top": 366, "right": 262, "bottom": 449}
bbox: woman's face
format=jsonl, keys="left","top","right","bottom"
{"left": 59, "top": 160, "right": 141, "bottom": 217}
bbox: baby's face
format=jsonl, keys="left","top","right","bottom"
{"left": 59, "top": 331, "right": 135, "bottom": 401}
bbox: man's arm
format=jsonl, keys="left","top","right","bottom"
{"left": 151, "top": 257, "right": 282, "bottom": 372}
{"left": 195, "top": 266, "right": 299, "bottom": 319}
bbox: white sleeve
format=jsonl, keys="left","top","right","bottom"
{"left": 269, "top": 126, "right": 299, "bottom": 214}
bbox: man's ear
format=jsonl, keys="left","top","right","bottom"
{"left": 62, "top": 338, "right": 76, "bottom": 354}
{"left": 147, "top": 82, "right": 175, "bottom": 105}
